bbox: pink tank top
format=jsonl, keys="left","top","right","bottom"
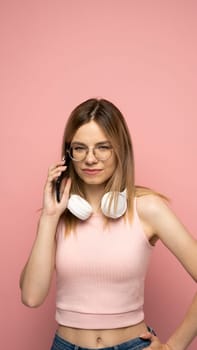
{"left": 55, "top": 198, "right": 153, "bottom": 329}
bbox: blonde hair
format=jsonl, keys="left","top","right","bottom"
{"left": 60, "top": 98, "right": 168, "bottom": 234}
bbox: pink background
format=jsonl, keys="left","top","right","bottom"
{"left": 0, "top": 0, "right": 197, "bottom": 349}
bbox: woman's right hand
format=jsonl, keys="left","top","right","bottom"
{"left": 42, "top": 160, "right": 72, "bottom": 218}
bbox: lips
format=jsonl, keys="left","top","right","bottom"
{"left": 82, "top": 169, "right": 103, "bottom": 175}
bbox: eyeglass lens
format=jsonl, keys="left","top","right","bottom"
{"left": 69, "top": 144, "right": 112, "bottom": 161}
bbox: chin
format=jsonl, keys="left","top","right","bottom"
{"left": 79, "top": 175, "right": 107, "bottom": 186}
{"left": 82, "top": 179, "right": 105, "bottom": 185}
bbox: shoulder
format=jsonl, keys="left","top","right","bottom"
{"left": 136, "top": 193, "right": 169, "bottom": 245}
{"left": 135, "top": 194, "right": 171, "bottom": 241}
{"left": 135, "top": 194, "right": 197, "bottom": 281}
{"left": 136, "top": 193, "right": 168, "bottom": 218}
{"left": 135, "top": 193, "right": 189, "bottom": 241}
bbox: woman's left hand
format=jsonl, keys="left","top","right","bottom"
{"left": 139, "top": 331, "right": 172, "bottom": 350}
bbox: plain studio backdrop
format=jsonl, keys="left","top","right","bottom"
{"left": 0, "top": 1, "right": 197, "bottom": 349}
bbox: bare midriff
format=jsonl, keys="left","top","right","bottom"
{"left": 57, "top": 321, "right": 147, "bottom": 348}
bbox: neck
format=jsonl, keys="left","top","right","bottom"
{"left": 83, "top": 184, "right": 105, "bottom": 213}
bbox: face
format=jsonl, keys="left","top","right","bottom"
{"left": 70, "top": 120, "right": 116, "bottom": 188}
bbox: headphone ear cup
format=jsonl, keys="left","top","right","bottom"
{"left": 67, "top": 194, "right": 93, "bottom": 220}
{"left": 101, "top": 190, "right": 127, "bottom": 219}
{"left": 67, "top": 191, "right": 127, "bottom": 220}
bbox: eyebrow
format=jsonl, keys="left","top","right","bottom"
{"left": 71, "top": 141, "right": 111, "bottom": 146}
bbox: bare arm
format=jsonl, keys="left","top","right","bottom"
{"left": 137, "top": 194, "right": 197, "bottom": 280}
{"left": 140, "top": 292, "right": 197, "bottom": 350}
{"left": 137, "top": 195, "right": 197, "bottom": 350}
{"left": 167, "top": 291, "right": 197, "bottom": 350}
{"left": 20, "top": 214, "right": 59, "bottom": 307}
{"left": 20, "top": 160, "right": 71, "bottom": 307}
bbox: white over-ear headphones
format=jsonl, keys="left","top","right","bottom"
{"left": 67, "top": 190, "right": 127, "bottom": 220}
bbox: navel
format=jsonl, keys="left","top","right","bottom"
{"left": 96, "top": 336, "right": 102, "bottom": 344}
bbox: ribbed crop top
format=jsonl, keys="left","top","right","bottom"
{"left": 55, "top": 197, "right": 153, "bottom": 329}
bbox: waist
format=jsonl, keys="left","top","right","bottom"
{"left": 57, "top": 321, "right": 148, "bottom": 348}
{"left": 56, "top": 308, "right": 144, "bottom": 329}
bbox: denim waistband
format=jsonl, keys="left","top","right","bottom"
{"left": 51, "top": 327, "right": 156, "bottom": 350}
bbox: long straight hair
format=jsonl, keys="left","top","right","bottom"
{"left": 60, "top": 98, "right": 168, "bottom": 234}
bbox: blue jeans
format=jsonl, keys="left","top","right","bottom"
{"left": 50, "top": 328, "right": 156, "bottom": 350}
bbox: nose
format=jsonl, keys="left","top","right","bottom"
{"left": 85, "top": 149, "right": 97, "bottom": 163}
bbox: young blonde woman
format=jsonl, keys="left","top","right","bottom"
{"left": 20, "top": 98, "right": 197, "bottom": 350}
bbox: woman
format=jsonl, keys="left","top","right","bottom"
{"left": 20, "top": 98, "right": 197, "bottom": 350}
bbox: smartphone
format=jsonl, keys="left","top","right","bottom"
{"left": 55, "top": 148, "right": 70, "bottom": 203}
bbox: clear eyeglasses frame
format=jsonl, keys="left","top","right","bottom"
{"left": 67, "top": 143, "right": 113, "bottom": 162}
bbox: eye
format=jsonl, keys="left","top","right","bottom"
{"left": 73, "top": 146, "right": 86, "bottom": 152}
{"left": 97, "top": 145, "right": 111, "bottom": 150}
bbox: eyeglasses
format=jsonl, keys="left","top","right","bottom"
{"left": 67, "top": 143, "right": 113, "bottom": 162}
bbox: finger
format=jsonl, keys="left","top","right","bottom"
{"left": 144, "top": 336, "right": 161, "bottom": 350}
{"left": 48, "top": 160, "right": 66, "bottom": 172}
{"left": 47, "top": 166, "right": 67, "bottom": 183}
{"left": 139, "top": 331, "right": 153, "bottom": 340}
